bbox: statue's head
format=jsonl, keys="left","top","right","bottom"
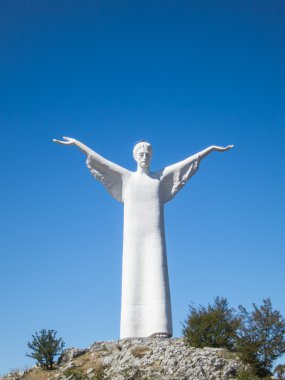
{"left": 133, "top": 141, "right": 152, "bottom": 168}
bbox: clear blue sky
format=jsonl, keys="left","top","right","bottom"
{"left": 0, "top": 0, "right": 284, "bottom": 374}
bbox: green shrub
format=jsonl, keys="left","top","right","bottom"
{"left": 237, "top": 298, "right": 285, "bottom": 377}
{"left": 26, "top": 329, "right": 65, "bottom": 370}
{"left": 182, "top": 297, "right": 240, "bottom": 350}
{"left": 183, "top": 297, "right": 285, "bottom": 378}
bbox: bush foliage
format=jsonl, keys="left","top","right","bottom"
{"left": 183, "top": 297, "right": 285, "bottom": 378}
{"left": 26, "top": 329, "right": 65, "bottom": 370}
{"left": 237, "top": 298, "right": 285, "bottom": 377}
{"left": 182, "top": 297, "right": 240, "bottom": 350}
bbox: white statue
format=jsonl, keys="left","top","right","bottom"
{"left": 53, "top": 137, "right": 233, "bottom": 339}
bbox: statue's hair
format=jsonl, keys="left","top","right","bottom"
{"left": 133, "top": 140, "right": 152, "bottom": 160}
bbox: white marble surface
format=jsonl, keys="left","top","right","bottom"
{"left": 53, "top": 137, "right": 233, "bottom": 338}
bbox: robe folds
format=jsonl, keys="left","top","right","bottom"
{"left": 86, "top": 153, "right": 199, "bottom": 338}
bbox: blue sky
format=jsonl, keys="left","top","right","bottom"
{"left": 0, "top": 0, "right": 284, "bottom": 374}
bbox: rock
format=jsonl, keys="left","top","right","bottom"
{"left": 1, "top": 338, "right": 248, "bottom": 380}
{"left": 86, "top": 338, "right": 247, "bottom": 379}
{"left": 58, "top": 347, "right": 88, "bottom": 364}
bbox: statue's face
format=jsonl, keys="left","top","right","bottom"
{"left": 134, "top": 146, "right": 152, "bottom": 168}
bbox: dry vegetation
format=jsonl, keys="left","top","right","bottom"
{"left": 2, "top": 351, "right": 105, "bottom": 380}
{"left": 131, "top": 346, "right": 152, "bottom": 358}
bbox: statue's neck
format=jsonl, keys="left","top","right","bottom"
{"left": 137, "top": 166, "right": 150, "bottom": 175}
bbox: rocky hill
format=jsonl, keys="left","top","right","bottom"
{"left": 1, "top": 338, "right": 247, "bottom": 380}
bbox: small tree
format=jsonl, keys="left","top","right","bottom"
{"left": 237, "top": 298, "right": 285, "bottom": 377}
{"left": 182, "top": 297, "right": 240, "bottom": 350}
{"left": 27, "top": 329, "right": 65, "bottom": 370}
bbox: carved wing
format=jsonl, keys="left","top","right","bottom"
{"left": 86, "top": 154, "right": 130, "bottom": 203}
{"left": 158, "top": 155, "right": 200, "bottom": 203}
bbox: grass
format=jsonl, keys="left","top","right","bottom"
{"left": 131, "top": 346, "right": 152, "bottom": 359}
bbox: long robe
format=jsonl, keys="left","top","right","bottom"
{"left": 86, "top": 153, "right": 199, "bottom": 338}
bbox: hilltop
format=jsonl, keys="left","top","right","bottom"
{"left": 1, "top": 338, "right": 247, "bottom": 380}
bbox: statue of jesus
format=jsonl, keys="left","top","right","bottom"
{"left": 53, "top": 137, "right": 233, "bottom": 339}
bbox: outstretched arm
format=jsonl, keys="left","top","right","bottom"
{"left": 197, "top": 144, "right": 234, "bottom": 161}
{"left": 53, "top": 136, "right": 129, "bottom": 174}
{"left": 53, "top": 136, "right": 130, "bottom": 203}
{"left": 53, "top": 136, "right": 97, "bottom": 157}
{"left": 159, "top": 144, "right": 234, "bottom": 203}
{"left": 162, "top": 144, "right": 234, "bottom": 178}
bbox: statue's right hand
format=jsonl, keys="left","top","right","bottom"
{"left": 53, "top": 136, "right": 76, "bottom": 145}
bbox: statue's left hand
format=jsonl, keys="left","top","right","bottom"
{"left": 215, "top": 145, "right": 234, "bottom": 152}
{"left": 53, "top": 136, "right": 76, "bottom": 145}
